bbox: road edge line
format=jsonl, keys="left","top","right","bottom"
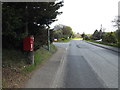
{"left": 50, "top": 47, "right": 67, "bottom": 88}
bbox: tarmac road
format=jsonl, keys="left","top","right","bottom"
{"left": 25, "top": 39, "right": 118, "bottom": 88}
{"left": 53, "top": 39, "right": 118, "bottom": 88}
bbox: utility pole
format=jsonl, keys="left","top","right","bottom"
{"left": 46, "top": 2, "right": 50, "bottom": 51}
{"left": 25, "top": 4, "right": 28, "bottom": 36}
{"left": 47, "top": 25, "right": 50, "bottom": 51}
{"left": 25, "top": 3, "right": 34, "bottom": 65}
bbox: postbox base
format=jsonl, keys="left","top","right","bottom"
{"left": 28, "top": 51, "right": 34, "bottom": 64}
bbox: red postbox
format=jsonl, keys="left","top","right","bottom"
{"left": 23, "top": 36, "right": 34, "bottom": 51}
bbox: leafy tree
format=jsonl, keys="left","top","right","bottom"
{"left": 99, "top": 30, "right": 102, "bottom": 39}
{"left": 74, "top": 33, "right": 81, "bottom": 38}
{"left": 2, "top": 2, "right": 63, "bottom": 50}
{"left": 81, "top": 32, "right": 85, "bottom": 40}
{"left": 91, "top": 29, "right": 99, "bottom": 40}
{"left": 81, "top": 32, "right": 90, "bottom": 40}
{"left": 53, "top": 24, "right": 73, "bottom": 40}
{"left": 91, "top": 29, "right": 103, "bottom": 40}
{"left": 53, "top": 29, "right": 63, "bottom": 40}
{"left": 62, "top": 25, "right": 73, "bottom": 39}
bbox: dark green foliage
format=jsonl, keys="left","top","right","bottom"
{"left": 53, "top": 29, "right": 63, "bottom": 40}
{"left": 99, "top": 30, "right": 102, "bottom": 39}
{"left": 50, "top": 29, "right": 54, "bottom": 43}
{"left": 84, "top": 35, "right": 90, "bottom": 40}
{"left": 91, "top": 30, "right": 99, "bottom": 40}
{"left": 2, "top": 2, "right": 63, "bottom": 50}
{"left": 102, "top": 32, "right": 117, "bottom": 43}
{"left": 81, "top": 32, "right": 90, "bottom": 40}
{"left": 81, "top": 32, "right": 85, "bottom": 39}
{"left": 91, "top": 29, "right": 104, "bottom": 40}
{"left": 62, "top": 25, "right": 73, "bottom": 38}
{"left": 34, "top": 27, "right": 47, "bottom": 51}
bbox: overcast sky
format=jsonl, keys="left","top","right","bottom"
{"left": 50, "top": 0, "right": 119, "bottom": 34}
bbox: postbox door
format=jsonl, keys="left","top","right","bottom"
{"left": 23, "top": 36, "right": 34, "bottom": 51}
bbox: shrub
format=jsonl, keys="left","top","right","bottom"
{"left": 84, "top": 35, "right": 90, "bottom": 40}
{"left": 102, "top": 32, "right": 117, "bottom": 43}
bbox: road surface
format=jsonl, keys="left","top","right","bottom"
{"left": 53, "top": 39, "right": 118, "bottom": 88}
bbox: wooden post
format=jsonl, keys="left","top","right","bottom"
{"left": 48, "top": 29, "right": 50, "bottom": 51}
{"left": 28, "top": 51, "right": 34, "bottom": 64}
{"left": 47, "top": 25, "right": 50, "bottom": 51}
{"left": 29, "top": 35, "right": 34, "bottom": 64}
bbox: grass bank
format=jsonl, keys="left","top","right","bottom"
{"left": 85, "top": 40, "right": 119, "bottom": 48}
{"left": 2, "top": 44, "right": 57, "bottom": 88}
{"left": 23, "top": 44, "right": 57, "bottom": 73}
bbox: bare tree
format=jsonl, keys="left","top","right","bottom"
{"left": 112, "top": 16, "right": 120, "bottom": 29}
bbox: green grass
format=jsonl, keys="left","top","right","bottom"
{"left": 22, "top": 44, "right": 57, "bottom": 73}
{"left": 86, "top": 40, "right": 119, "bottom": 48}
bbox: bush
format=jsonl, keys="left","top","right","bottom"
{"left": 84, "top": 35, "right": 90, "bottom": 40}
{"left": 102, "top": 32, "right": 117, "bottom": 43}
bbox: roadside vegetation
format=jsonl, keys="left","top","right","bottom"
{"left": 2, "top": 2, "right": 63, "bottom": 88}
{"left": 53, "top": 25, "right": 82, "bottom": 42}
{"left": 53, "top": 24, "right": 74, "bottom": 42}
{"left": 81, "top": 16, "right": 120, "bottom": 48}
{"left": 2, "top": 44, "right": 57, "bottom": 88}
{"left": 81, "top": 30, "right": 120, "bottom": 48}
{"left": 85, "top": 39, "right": 119, "bottom": 48}
{"left": 23, "top": 44, "right": 57, "bottom": 73}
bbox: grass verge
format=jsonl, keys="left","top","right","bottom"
{"left": 85, "top": 40, "right": 119, "bottom": 48}
{"left": 2, "top": 44, "right": 57, "bottom": 88}
{"left": 23, "top": 44, "right": 57, "bottom": 73}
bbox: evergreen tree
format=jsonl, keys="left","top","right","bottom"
{"left": 2, "top": 2, "right": 63, "bottom": 49}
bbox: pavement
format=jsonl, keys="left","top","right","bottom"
{"left": 25, "top": 47, "right": 66, "bottom": 88}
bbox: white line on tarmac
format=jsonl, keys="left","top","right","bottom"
{"left": 51, "top": 48, "right": 68, "bottom": 88}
